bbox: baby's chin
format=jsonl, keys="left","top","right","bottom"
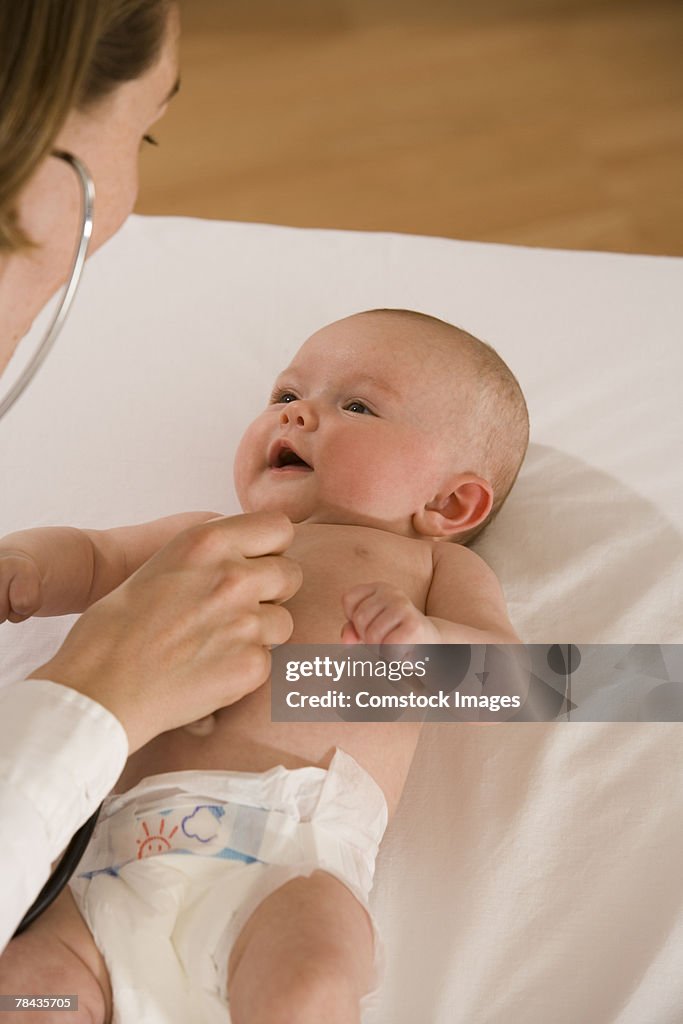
{"left": 289, "top": 508, "right": 417, "bottom": 537}
{"left": 240, "top": 492, "right": 316, "bottom": 523}
{"left": 241, "top": 488, "right": 415, "bottom": 535}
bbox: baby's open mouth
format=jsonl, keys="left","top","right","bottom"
{"left": 269, "top": 440, "right": 313, "bottom": 471}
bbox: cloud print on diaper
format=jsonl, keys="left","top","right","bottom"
{"left": 181, "top": 804, "right": 225, "bottom": 844}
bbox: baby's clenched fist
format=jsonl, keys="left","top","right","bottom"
{"left": 0, "top": 552, "right": 43, "bottom": 623}
{"left": 341, "top": 581, "right": 440, "bottom": 645}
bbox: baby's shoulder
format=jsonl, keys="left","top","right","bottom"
{"left": 431, "top": 539, "right": 505, "bottom": 589}
{"left": 427, "top": 542, "right": 516, "bottom": 637}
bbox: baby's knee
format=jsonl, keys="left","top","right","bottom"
{"left": 232, "top": 946, "right": 362, "bottom": 1024}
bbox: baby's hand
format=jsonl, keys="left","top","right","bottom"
{"left": 0, "top": 551, "right": 43, "bottom": 623}
{"left": 341, "top": 581, "right": 440, "bottom": 645}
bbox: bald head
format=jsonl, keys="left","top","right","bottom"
{"left": 361, "top": 309, "right": 529, "bottom": 543}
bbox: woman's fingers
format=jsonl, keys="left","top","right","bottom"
{"left": 220, "top": 601, "right": 295, "bottom": 649}
{"left": 28, "top": 512, "right": 303, "bottom": 752}
{"left": 179, "top": 511, "right": 296, "bottom": 561}
{"left": 213, "top": 553, "right": 303, "bottom": 606}
{"left": 145, "top": 512, "right": 303, "bottom": 606}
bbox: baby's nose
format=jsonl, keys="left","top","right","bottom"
{"left": 279, "top": 400, "right": 317, "bottom": 430}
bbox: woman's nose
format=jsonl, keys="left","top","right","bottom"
{"left": 279, "top": 400, "right": 318, "bottom": 430}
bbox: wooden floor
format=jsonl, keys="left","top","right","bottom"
{"left": 136, "top": 0, "right": 683, "bottom": 256}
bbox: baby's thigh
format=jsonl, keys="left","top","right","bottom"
{"left": 228, "top": 870, "right": 375, "bottom": 1024}
{"left": 0, "top": 888, "right": 111, "bottom": 1024}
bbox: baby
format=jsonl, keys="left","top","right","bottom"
{"left": 0, "top": 309, "right": 528, "bottom": 1024}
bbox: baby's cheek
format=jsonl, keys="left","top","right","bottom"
{"left": 330, "top": 456, "right": 406, "bottom": 516}
{"left": 233, "top": 423, "right": 262, "bottom": 507}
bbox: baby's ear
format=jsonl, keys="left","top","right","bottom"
{"left": 413, "top": 474, "right": 493, "bottom": 540}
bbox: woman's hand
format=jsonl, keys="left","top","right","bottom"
{"left": 28, "top": 512, "right": 302, "bottom": 752}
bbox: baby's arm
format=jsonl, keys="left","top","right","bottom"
{"left": 0, "top": 511, "right": 219, "bottom": 622}
{"left": 342, "top": 542, "right": 519, "bottom": 645}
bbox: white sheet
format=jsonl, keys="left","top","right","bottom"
{"left": 1, "top": 216, "right": 681, "bottom": 1022}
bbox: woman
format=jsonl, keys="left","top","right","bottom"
{"left": 0, "top": 0, "right": 301, "bottom": 948}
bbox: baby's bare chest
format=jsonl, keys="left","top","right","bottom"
{"left": 285, "top": 524, "right": 433, "bottom": 643}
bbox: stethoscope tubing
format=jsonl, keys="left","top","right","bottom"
{"left": 13, "top": 803, "right": 102, "bottom": 936}
{"left": 2, "top": 150, "right": 99, "bottom": 934}
{"left": 0, "top": 151, "right": 94, "bottom": 422}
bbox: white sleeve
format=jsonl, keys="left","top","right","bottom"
{"left": 0, "top": 679, "right": 128, "bottom": 951}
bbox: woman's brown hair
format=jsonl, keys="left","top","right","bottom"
{"left": 0, "top": 0, "right": 170, "bottom": 252}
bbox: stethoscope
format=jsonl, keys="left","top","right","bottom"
{"left": 2, "top": 151, "right": 104, "bottom": 935}
{"left": 0, "top": 150, "right": 94, "bottom": 422}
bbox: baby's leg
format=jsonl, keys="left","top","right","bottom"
{"left": 228, "top": 870, "right": 375, "bottom": 1024}
{"left": 0, "top": 889, "right": 111, "bottom": 1024}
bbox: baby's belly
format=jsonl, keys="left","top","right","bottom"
{"left": 116, "top": 681, "right": 421, "bottom": 815}
{"left": 116, "top": 524, "right": 432, "bottom": 814}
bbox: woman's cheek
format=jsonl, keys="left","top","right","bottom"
{"left": 86, "top": 160, "right": 139, "bottom": 251}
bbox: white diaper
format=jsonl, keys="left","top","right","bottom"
{"left": 69, "top": 748, "right": 388, "bottom": 1023}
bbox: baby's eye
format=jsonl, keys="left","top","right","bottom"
{"left": 344, "top": 400, "right": 373, "bottom": 415}
{"left": 270, "top": 390, "right": 298, "bottom": 404}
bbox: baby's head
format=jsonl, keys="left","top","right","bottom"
{"left": 234, "top": 309, "right": 528, "bottom": 544}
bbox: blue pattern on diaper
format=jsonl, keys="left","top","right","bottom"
{"left": 80, "top": 865, "right": 121, "bottom": 880}
{"left": 76, "top": 801, "right": 263, "bottom": 880}
{"left": 215, "top": 848, "right": 258, "bottom": 864}
{"left": 79, "top": 845, "right": 257, "bottom": 879}
{"left": 182, "top": 804, "right": 225, "bottom": 843}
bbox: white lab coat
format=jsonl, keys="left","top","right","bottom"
{"left": 0, "top": 679, "right": 127, "bottom": 950}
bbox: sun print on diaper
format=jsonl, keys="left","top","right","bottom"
{"left": 136, "top": 817, "right": 179, "bottom": 859}
{"left": 133, "top": 804, "right": 226, "bottom": 860}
